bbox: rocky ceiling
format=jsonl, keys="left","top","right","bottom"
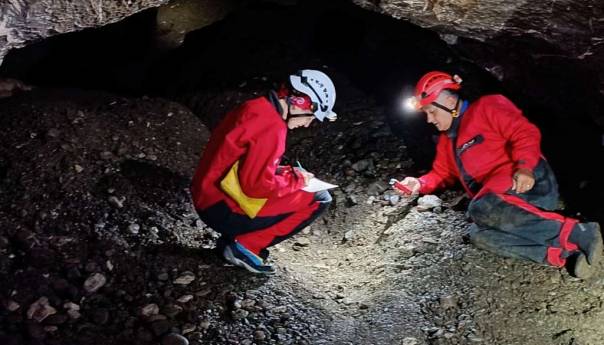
{"left": 354, "top": 0, "right": 603, "bottom": 58}
{"left": 1, "top": 0, "right": 603, "bottom": 93}
{"left": 0, "top": 0, "right": 168, "bottom": 65}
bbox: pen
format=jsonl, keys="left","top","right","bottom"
{"left": 296, "top": 160, "right": 306, "bottom": 172}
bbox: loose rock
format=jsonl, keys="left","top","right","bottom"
{"left": 83, "top": 273, "right": 107, "bottom": 293}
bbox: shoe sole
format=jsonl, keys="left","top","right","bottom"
{"left": 223, "top": 246, "right": 275, "bottom": 275}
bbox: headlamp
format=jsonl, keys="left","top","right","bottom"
{"left": 404, "top": 96, "right": 420, "bottom": 112}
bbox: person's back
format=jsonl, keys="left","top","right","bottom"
{"left": 191, "top": 97, "right": 284, "bottom": 212}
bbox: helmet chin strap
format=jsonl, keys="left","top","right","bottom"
{"left": 431, "top": 97, "right": 461, "bottom": 117}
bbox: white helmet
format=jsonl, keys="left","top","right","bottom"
{"left": 289, "top": 69, "right": 337, "bottom": 122}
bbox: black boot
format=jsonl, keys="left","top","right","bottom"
{"left": 568, "top": 222, "right": 603, "bottom": 278}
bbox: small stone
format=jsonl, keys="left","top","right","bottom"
{"left": 83, "top": 273, "right": 106, "bottom": 293}
{"left": 173, "top": 272, "right": 195, "bottom": 285}
{"left": 161, "top": 333, "right": 189, "bottom": 345}
{"left": 241, "top": 299, "right": 256, "bottom": 309}
{"left": 439, "top": 295, "right": 458, "bottom": 310}
{"left": 63, "top": 302, "right": 80, "bottom": 311}
{"left": 343, "top": 230, "right": 354, "bottom": 242}
{"left": 43, "top": 325, "right": 58, "bottom": 332}
{"left": 231, "top": 309, "right": 249, "bottom": 320}
{"left": 417, "top": 195, "right": 442, "bottom": 210}
{"left": 271, "top": 306, "right": 287, "bottom": 313}
{"left": 127, "top": 223, "right": 140, "bottom": 235}
{"left": 100, "top": 151, "right": 114, "bottom": 160}
{"left": 74, "top": 164, "right": 84, "bottom": 173}
{"left": 108, "top": 196, "right": 124, "bottom": 208}
{"left": 367, "top": 181, "right": 388, "bottom": 196}
{"left": 141, "top": 304, "right": 159, "bottom": 317}
{"left": 294, "top": 238, "right": 311, "bottom": 247}
{"left": 182, "top": 323, "right": 196, "bottom": 334}
{"left": 351, "top": 159, "right": 373, "bottom": 172}
{"left": 389, "top": 194, "right": 400, "bottom": 205}
{"left": 254, "top": 330, "right": 266, "bottom": 340}
{"left": 157, "top": 272, "right": 169, "bottom": 281}
{"left": 199, "top": 319, "right": 211, "bottom": 330}
{"left": 467, "top": 334, "right": 483, "bottom": 342}
{"left": 177, "top": 295, "right": 193, "bottom": 303}
{"left": 27, "top": 297, "right": 57, "bottom": 322}
{"left": 67, "top": 309, "right": 81, "bottom": 319}
{"left": 7, "top": 300, "right": 20, "bottom": 312}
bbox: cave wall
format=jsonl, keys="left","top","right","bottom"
{"left": 0, "top": 0, "right": 602, "bottom": 219}
{"left": 0, "top": 0, "right": 169, "bottom": 65}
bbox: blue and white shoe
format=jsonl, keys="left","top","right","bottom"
{"left": 223, "top": 241, "right": 275, "bottom": 275}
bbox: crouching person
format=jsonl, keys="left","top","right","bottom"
{"left": 191, "top": 70, "right": 337, "bottom": 274}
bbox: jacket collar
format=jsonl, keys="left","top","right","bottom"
{"left": 447, "top": 100, "right": 469, "bottom": 139}
{"left": 267, "top": 90, "right": 284, "bottom": 117}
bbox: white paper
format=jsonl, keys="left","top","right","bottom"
{"left": 302, "top": 178, "right": 339, "bottom": 192}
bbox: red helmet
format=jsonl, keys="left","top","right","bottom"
{"left": 412, "top": 71, "right": 462, "bottom": 109}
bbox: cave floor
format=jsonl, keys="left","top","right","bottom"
{"left": 1, "top": 88, "right": 603, "bottom": 345}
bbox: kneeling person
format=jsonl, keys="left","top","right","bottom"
{"left": 398, "top": 71, "right": 602, "bottom": 278}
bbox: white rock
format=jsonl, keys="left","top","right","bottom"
{"left": 108, "top": 196, "right": 124, "bottom": 208}
{"left": 177, "top": 295, "right": 194, "bottom": 303}
{"left": 174, "top": 272, "right": 195, "bottom": 285}
{"left": 7, "top": 300, "right": 20, "bottom": 312}
{"left": 141, "top": 303, "right": 159, "bottom": 317}
{"left": 67, "top": 309, "right": 81, "bottom": 319}
{"left": 402, "top": 337, "right": 419, "bottom": 345}
{"left": 127, "top": 223, "right": 140, "bottom": 234}
{"left": 417, "top": 195, "right": 442, "bottom": 209}
{"left": 63, "top": 302, "right": 80, "bottom": 311}
{"left": 83, "top": 273, "right": 107, "bottom": 293}
{"left": 27, "top": 297, "right": 57, "bottom": 322}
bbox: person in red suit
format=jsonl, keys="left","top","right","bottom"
{"left": 398, "top": 71, "right": 602, "bottom": 278}
{"left": 191, "top": 69, "right": 337, "bottom": 274}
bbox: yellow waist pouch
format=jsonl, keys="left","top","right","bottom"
{"left": 220, "top": 161, "right": 267, "bottom": 219}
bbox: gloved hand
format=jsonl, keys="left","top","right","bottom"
{"left": 512, "top": 168, "right": 535, "bottom": 193}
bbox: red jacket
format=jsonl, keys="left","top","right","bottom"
{"left": 191, "top": 96, "right": 309, "bottom": 216}
{"left": 418, "top": 95, "right": 542, "bottom": 197}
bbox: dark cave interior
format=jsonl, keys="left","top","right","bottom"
{"left": 1, "top": 0, "right": 602, "bottom": 222}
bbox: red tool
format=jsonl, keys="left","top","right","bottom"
{"left": 389, "top": 178, "right": 413, "bottom": 195}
